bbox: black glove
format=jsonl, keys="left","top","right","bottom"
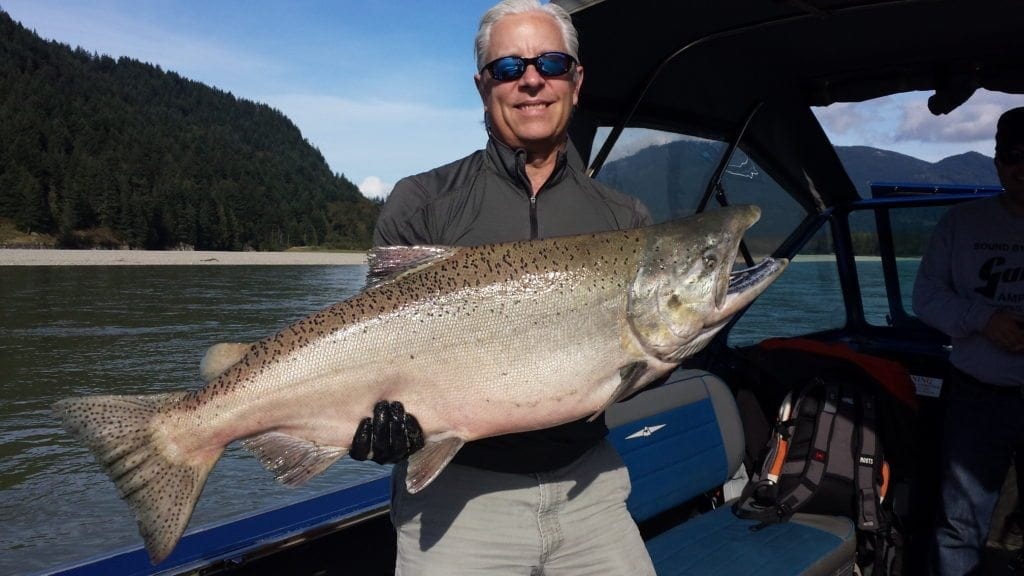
{"left": 350, "top": 400, "right": 425, "bottom": 464}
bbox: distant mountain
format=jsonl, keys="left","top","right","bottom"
{"left": 600, "top": 140, "right": 999, "bottom": 220}
{"left": 598, "top": 139, "right": 1000, "bottom": 255}
{"left": 836, "top": 146, "right": 998, "bottom": 197}
{"left": 0, "top": 10, "right": 378, "bottom": 250}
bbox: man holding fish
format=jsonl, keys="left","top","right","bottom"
{"left": 362, "top": 1, "right": 658, "bottom": 573}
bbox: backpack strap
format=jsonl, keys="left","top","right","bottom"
{"left": 733, "top": 380, "right": 838, "bottom": 527}
{"left": 776, "top": 381, "right": 838, "bottom": 513}
{"left": 732, "top": 392, "right": 793, "bottom": 522}
{"left": 856, "top": 392, "right": 885, "bottom": 532}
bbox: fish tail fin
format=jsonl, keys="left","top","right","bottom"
{"left": 54, "top": 392, "right": 221, "bottom": 565}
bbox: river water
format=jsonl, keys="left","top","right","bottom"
{"left": 0, "top": 260, "right": 914, "bottom": 575}
{"left": 0, "top": 265, "right": 388, "bottom": 575}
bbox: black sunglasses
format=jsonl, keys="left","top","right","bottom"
{"left": 482, "top": 52, "right": 576, "bottom": 82}
{"left": 997, "top": 148, "right": 1024, "bottom": 166}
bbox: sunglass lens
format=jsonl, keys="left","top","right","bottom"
{"left": 490, "top": 57, "right": 524, "bottom": 81}
{"left": 536, "top": 53, "right": 572, "bottom": 76}
{"left": 486, "top": 53, "right": 573, "bottom": 81}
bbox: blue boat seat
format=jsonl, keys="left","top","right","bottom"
{"left": 606, "top": 369, "right": 856, "bottom": 575}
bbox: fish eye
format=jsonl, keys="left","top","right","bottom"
{"left": 703, "top": 254, "right": 717, "bottom": 270}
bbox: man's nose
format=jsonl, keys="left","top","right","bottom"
{"left": 518, "top": 63, "right": 545, "bottom": 86}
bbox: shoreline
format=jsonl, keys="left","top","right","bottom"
{"left": 0, "top": 248, "right": 367, "bottom": 266}
{"left": 0, "top": 249, "right": 907, "bottom": 267}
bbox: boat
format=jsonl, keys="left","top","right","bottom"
{"left": 41, "top": 0, "right": 1024, "bottom": 574}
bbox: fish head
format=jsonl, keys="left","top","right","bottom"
{"left": 628, "top": 205, "right": 788, "bottom": 362}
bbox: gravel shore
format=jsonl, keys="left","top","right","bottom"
{"left": 0, "top": 248, "right": 367, "bottom": 266}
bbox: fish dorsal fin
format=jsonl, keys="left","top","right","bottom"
{"left": 587, "top": 361, "right": 654, "bottom": 422}
{"left": 405, "top": 436, "right": 464, "bottom": 494}
{"left": 199, "top": 342, "right": 253, "bottom": 382}
{"left": 365, "top": 246, "right": 457, "bottom": 288}
{"left": 242, "top": 432, "right": 346, "bottom": 486}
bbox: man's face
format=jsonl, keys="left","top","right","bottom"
{"left": 996, "top": 144, "right": 1024, "bottom": 211}
{"left": 475, "top": 12, "right": 583, "bottom": 156}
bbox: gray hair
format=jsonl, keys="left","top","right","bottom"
{"left": 474, "top": 0, "right": 580, "bottom": 72}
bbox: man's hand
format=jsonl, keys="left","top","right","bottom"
{"left": 982, "top": 309, "right": 1024, "bottom": 353}
{"left": 350, "top": 401, "right": 425, "bottom": 464}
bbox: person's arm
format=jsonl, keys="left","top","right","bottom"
{"left": 372, "top": 178, "right": 432, "bottom": 247}
{"left": 352, "top": 179, "right": 430, "bottom": 464}
{"left": 912, "top": 212, "right": 997, "bottom": 338}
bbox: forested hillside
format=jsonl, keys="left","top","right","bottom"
{"left": 0, "top": 10, "right": 378, "bottom": 250}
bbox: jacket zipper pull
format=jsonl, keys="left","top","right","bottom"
{"left": 529, "top": 195, "right": 538, "bottom": 239}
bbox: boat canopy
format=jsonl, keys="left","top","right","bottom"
{"left": 554, "top": 0, "right": 1024, "bottom": 210}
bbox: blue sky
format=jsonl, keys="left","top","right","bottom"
{"left": 3, "top": 1, "right": 1023, "bottom": 200}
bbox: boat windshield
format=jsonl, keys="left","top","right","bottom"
{"left": 589, "top": 125, "right": 808, "bottom": 260}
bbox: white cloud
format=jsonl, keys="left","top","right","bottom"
{"left": 897, "top": 92, "right": 1016, "bottom": 144}
{"left": 815, "top": 90, "right": 1024, "bottom": 162}
{"left": 358, "top": 177, "right": 392, "bottom": 201}
{"left": 813, "top": 102, "right": 871, "bottom": 137}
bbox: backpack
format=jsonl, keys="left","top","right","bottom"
{"left": 732, "top": 338, "right": 917, "bottom": 575}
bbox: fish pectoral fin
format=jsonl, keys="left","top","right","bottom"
{"left": 404, "top": 436, "right": 464, "bottom": 494}
{"left": 199, "top": 342, "right": 253, "bottom": 382}
{"left": 587, "top": 361, "right": 653, "bottom": 422}
{"left": 242, "top": 432, "right": 346, "bottom": 487}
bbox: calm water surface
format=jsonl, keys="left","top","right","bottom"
{"left": 0, "top": 259, "right": 919, "bottom": 575}
{"left": 0, "top": 265, "right": 385, "bottom": 575}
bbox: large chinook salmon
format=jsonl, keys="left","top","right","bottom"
{"left": 54, "top": 204, "right": 787, "bottom": 564}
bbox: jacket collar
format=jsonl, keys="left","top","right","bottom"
{"left": 486, "top": 136, "right": 569, "bottom": 195}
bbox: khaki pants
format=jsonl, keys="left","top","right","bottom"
{"left": 391, "top": 440, "right": 655, "bottom": 576}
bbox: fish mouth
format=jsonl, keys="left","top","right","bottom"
{"left": 727, "top": 257, "right": 786, "bottom": 297}
{"left": 713, "top": 256, "right": 788, "bottom": 323}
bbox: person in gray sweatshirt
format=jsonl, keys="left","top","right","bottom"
{"left": 913, "top": 106, "right": 1024, "bottom": 576}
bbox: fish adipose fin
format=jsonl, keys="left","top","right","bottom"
{"left": 365, "top": 246, "right": 458, "bottom": 288}
{"left": 405, "top": 436, "right": 465, "bottom": 494}
{"left": 588, "top": 361, "right": 652, "bottom": 422}
{"left": 53, "top": 392, "right": 220, "bottom": 565}
{"left": 199, "top": 342, "right": 252, "bottom": 382}
{"left": 242, "top": 432, "right": 346, "bottom": 486}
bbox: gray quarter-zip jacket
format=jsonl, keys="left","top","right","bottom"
{"left": 373, "top": 137, "right": 651, "bottom": 472}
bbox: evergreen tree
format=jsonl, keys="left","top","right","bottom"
{"left": 0, "top": 9, "right": 378, "bottom": 250}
